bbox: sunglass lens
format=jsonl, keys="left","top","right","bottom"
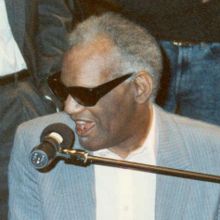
{"left": 69, "top": 87, "right": 98, "bottom": 106}
{"left": 48, "top": 74, "right": 68, "bottom": 101}
{"left": 52, "top": 85, "right": 68, "bottom": 101}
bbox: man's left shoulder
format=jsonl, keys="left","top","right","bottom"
{"left": 173, "top": 112, "right": 220, "bottom": 141}
{"left": 155, "top": 105, "right": 220, "bottom": 154}
{"left": 155, "top": 105, "right": 220, "bottom": 139}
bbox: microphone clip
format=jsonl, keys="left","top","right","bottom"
{"left": 59, "top": 149, "right": 91, "bottom": 167}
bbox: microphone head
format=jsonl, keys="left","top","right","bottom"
{"left": 30, "top": 123, "right": 75, "bottom": 170}
{"left": 40, "top": 123, "right": 75, "bottom": 149}
{"left": 30, "top": 148, "right": 51, "bottom": 170}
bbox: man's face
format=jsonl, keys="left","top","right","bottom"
{"left": 61, "top": 37, "right": 140, "bottom": 152}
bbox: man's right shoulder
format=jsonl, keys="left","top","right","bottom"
{"left": 19, "top": 112, "right": 73, "bottom": 130}
{"left": 12, "top": 112, "right": 76, "bottom": 156}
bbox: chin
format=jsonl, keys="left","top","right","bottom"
{"left": 79, "top": 137, "right": 106, "bottom": 152}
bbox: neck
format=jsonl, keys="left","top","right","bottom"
{"left": 109, "top": 103, "right": 153, "bottom": 159}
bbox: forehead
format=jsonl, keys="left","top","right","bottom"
{"left": 61, "top": 36, "right": 121, "bottom": 87}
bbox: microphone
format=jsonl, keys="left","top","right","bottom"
{"left": 29, "top": 123, "right": 75, "bottom": 170}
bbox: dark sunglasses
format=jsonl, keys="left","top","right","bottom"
{"left": 47, "top": 72, "right": 134, "bottom": 106}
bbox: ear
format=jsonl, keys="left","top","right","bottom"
{"left": 132, "top": 71, "right": 153, "bottom": 104}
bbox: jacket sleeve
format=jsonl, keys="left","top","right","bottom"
{"left": 8, "top": 127, "right": 43, "bottom": 220}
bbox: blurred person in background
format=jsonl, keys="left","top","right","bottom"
{"left": 0, "top": 0, "right": 75, "bottom": 219}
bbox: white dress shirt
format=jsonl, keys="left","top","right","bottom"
{"left": 0, "top": 0, "right": 27, "bottom": 77}
{"left": 94, "top": 106, "right": 157, "bottom": 220}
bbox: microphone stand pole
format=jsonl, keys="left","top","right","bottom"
{"left": 59, "top": 148, "right": 220, "bottom": 184}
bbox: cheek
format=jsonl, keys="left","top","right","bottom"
{"left": 97, "top": 90, "right": 135, "bottom": 133}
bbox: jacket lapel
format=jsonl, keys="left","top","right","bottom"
{"left": 154, "top": 106, "right": 192, "bottom": 220}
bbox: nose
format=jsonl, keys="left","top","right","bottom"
{"left": 64, "top": 95, "right": 85, "bottom": 115}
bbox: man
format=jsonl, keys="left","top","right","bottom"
{"left": 9, "top": 13, "right": 220, "bottom": 220}
{"left": 0, "top": 0, "right": 74, "bottom": 218}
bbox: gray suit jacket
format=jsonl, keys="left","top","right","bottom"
{"left": 8, "top": 106, "right": 220, "bottom": 219}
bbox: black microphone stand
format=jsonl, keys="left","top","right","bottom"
{"left": 58, "top": 148, "right": 220, "bottom": 184}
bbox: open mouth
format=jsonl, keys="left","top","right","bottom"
{"left": 75, "top": 120, "right": 95, "bottom": 136}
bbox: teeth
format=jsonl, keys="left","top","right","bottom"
{"left": 76, "top": 121, "right": 89, "bottom": 131}
{"left": 76, "top": 123, "right": 86, "bottom": 129}
{"left": 76, "top": 121, "right": 87, "bottom": 130}
{"left": 76, "top": 121, "right": 87, "bottom": 125}
{"left": 76, "top": 121, "right": 86, "bottom": 124}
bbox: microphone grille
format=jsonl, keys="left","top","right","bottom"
{"left": 40, "top": 123, "right": 75, "bottom": 149}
